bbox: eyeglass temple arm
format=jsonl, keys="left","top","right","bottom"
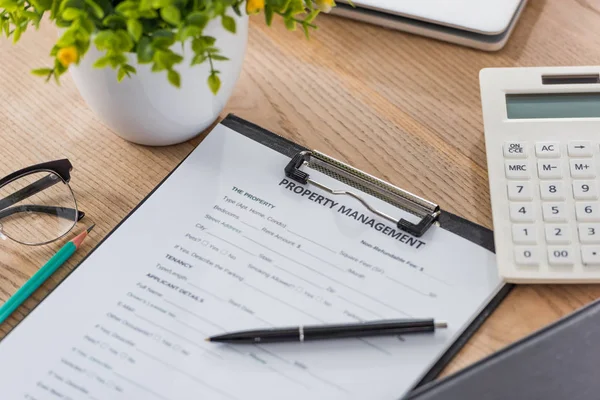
{"left": 0, "top": 175, "right": 85, "bottom": 223}
{"left": 0, "top": 205, "right": 84, "bottom": 222}
{"left": 0, "top": 175, "right": 60, "bottom": 212}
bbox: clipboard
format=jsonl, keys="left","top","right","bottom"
{"left": 220, "top": 114, "right": 513, "bottom": 389}
{"left": 1, "top": 114, "right": 512, "bottom": 395}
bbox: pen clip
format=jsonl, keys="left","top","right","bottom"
{"left": 285, "top": 151, "right": 440, "bottom": 238}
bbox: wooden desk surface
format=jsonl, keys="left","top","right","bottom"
{"left": 1, "top": 0, "right": 600, "bottom": 382}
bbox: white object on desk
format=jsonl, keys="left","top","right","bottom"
{"left": 332, "top": 0, "right": 528, "bottom": 51}
{"left": 480, "top": 66, "right": 600, "bottom": 283}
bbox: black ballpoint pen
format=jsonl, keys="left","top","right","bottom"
{"left": 206, "top": 319, "right": 448, "bottom": 344}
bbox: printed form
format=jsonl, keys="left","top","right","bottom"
{"left": 0, "top": 124, "right": 503, "bottom": 400}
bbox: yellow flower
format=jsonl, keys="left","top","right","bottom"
{"left": 316, "top": 0, "right": 335, "bottom": 13}
{"left": 246, "top": 0, "right": 265, "bottom": 14}
{"left": 57, "top": 46, "right": 79, "bottom": 67}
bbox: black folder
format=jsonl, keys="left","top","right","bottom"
{"left": 2, "top": 114, "right": 512, "bottom": 393}
{"left": 406, "top": 299, "right": 600, "bottom": 399}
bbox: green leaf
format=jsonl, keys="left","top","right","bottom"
{"left": 207, "top": 72, "right": 220, "bottom": 94}
{"left": 210, "top": 54, "right": 228, "bottom": 61}
{"left": 160, "top": 5, "right": 180, "bottom": 25}
{"left": 114, "top": 1, "right": 138, "bottom": 17}
{"left": 29, "top": 0, "right": 52, "bottom": 11}
{"left": 61, "top": 7, "right": 80, "bottom": 20}
{"left": 136, "top": 36, "right": 154, "bottom": 63}
{"left": 139, "top": 0, "right": 153, "bottom": 10}
{"left": 83, "top": 0, "right": 104, "bottom": 18}
{"left": 305, "top": 9, "right": 319, "bottom": 23}
{"left": 13, "top": 26, "right": 22, "bottom": 43}
{"left": 127, "top": 19, "right": 143, "bottom": 41}
{"left": 186, "top": 11, "right": 208, "bottom": 28}
{"left": 118, "top": 65, "right": 135, "bottom": 81}
{"left": 103, "top": 15, "right": 127, "bottom": 29}
{"left": 93, "top": 55, "right": 111, "bottom": 68}
{"left": 115, "top": 29, "right": 134, "bottom": 51}
{"left": 191, "top": 35, "right": 215, "bottom": 52}
{"left": 123, "top": 64, "right": 137, "bottom": 73}
{"left": 152, "top": 29, "right": 176, "bottom": 48}
{"left": 50, "top": 0, "right": 60, "bottom": 18}
{"left": 56, "top": 30, "right": 76, "bottom": 47}
{"left": 109, "top": 53, "right": 127, "bottom": 68}
{"left": 80, "top": 17, "right": 94, "bottom": 33}
{"left": 138, "top": 9, "right": 157, "bottom": 18}
{"left": 221, "top": 15, "right": 235, "bottom": 33}
{"left": 179, "top": 25, "right": 202, "bottom": 41}
{"left": 152, "top": 0, "right": 171, "bottom": 8}
{"left": 302, "top": 23, "right": 310, "bottom": 39}
{"left": 191, "top": 53, "right": 206, "bottom": 65}
{"left": 94, "top": 30, "right": 113, "bottom": 50}
{"left": 264, "top": 5, "right": 274, "bottom": 26}
{"left": 284, "top": 17, "right": 296, "bottom": 30}
{"left": 31, "top": 67, "right": 53, "bottom": 77}
{"left": 117, "top": 66, "right": 127, "bottom": 81}
{"left": 154, "top": 49, "right": 183, "bottom": 69}
{"left": 0, "top": 0, "right": 18, "bottom": 12}
{"left": 167, "top": 69, "right": 180, "bottom": 87}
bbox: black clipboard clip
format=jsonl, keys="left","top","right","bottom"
{"left": 285, "top": 150, "right": 441, "bottom": 238}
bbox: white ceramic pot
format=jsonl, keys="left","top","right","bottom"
{"left": 69, "top": 13, "right": 248, "bottom": 146}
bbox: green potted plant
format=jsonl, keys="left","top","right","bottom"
{"left": 0, "top": 0, "right": 336, "bottom": 145}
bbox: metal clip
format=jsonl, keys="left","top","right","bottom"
{"left": 285, "top": 151, "right": 440, "bottom": 238}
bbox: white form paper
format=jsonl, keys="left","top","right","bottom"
{"left": 0, "top": 124, "right": 503, "bottom": 400}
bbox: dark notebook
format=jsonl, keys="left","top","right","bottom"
{"left": 405, "top": 299, "right": 600, "bottom": 400}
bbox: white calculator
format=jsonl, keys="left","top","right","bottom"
{"left": 480, "top": 66, "right": 600, "bottom": 283}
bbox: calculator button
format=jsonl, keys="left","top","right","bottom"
{"left": 547, "top": 247, "right": 575, "bottom": 266}
{"left": 578, "top": 224, "right": 600, "bottom": 244}
{"left": 537, "top": 160, "right": 562, "bottom": 179}
{"left": 535, "top": 142, "right": 560, "bottom": 158}
{"left": 503, "top": 142, "right": 528, "bottom": 158}
{"left": 512, "top": 224, "right": 537, "bottom": 244}
{"left": 575, "top": 202, "right": 600, "bottom": 222}
{"left": 540, "top": 182, "right": 565, "bottom": 200}
{"left": 507, "top": 181, "right": 533, "bottom": 201}
{"left": 505, "top": 160, "right": 530, "bottom": 179}
{"left": 542, "top": 202, "right": 568, "bottom": 222}
{"left": 568, "top": 141, "right": 593, "bottom": 157}
{"left": 509, "top": 203, "right": 536, "bottom": 222}
{"left": 572, "top": 181, "right": 599, "bottom": 200}
{"left": 581, "top": 246, "right": 600, "bottom": 265}
{"left": 514, "top": 246, "right": 540, "bottom": 265}
{"left": 545, "top": 224, "right": 572, "bottom": 244}
{"left": 569, "top": 159, "right": 596, "bottom": 179}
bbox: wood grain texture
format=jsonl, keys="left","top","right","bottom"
{"left": 1, "top": 0, "right": 600, "bottom": 383}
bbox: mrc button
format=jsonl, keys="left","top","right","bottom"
{"left": 505, "top": 160, "right": 530, "bottom": 179}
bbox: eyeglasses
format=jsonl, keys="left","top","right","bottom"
{"left": 0, "top": 159, "right": 85, "bottom": 246}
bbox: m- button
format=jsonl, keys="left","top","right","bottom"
{"left": 505, "top": 160, "right": 530, "bottom": 179}
{"left": 536, "top": 142, "right": 560, "bottom": 158}
{"left": 537, "top": 159, "right": 562, "bottom": 179}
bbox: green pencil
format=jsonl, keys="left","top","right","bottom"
{"left": 0, "top": 224, "right": 95, "bottom": 325}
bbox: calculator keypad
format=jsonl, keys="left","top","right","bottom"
{"left": 504, "top": 141, "right": 600, "bottom": 268}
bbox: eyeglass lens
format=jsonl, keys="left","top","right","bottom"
{"left": 0, "top": 171, "right": 78, "bottom": 245}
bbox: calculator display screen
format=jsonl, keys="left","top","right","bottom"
{"left": 506, "top": 93, "right": 600, "bottom": 119}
